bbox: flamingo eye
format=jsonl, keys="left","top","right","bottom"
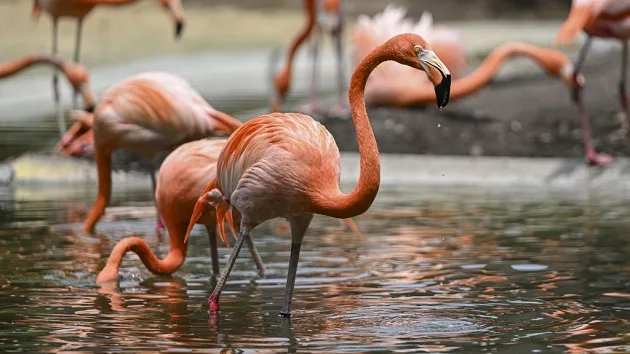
{"left": 414, "top": 45, "right": 422, "bottom": 54}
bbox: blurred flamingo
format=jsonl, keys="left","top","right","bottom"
{"left": 555, "top": 0, "right": 630, "bottom": 166}
{"left": 355, "top": 41, "right": 583, "bottom": 107}
{"left": 57, "top": 72, "right": 242, "bottom": 236}
{"left": 0, "top": 54, "right": 96, "bottom": 137}
{"left": 185, "top": 33, "right": 451, "bottom": 316}
{"left": 31, "top": 0, "right": 185, "bottom": 123}
{"left": 96, "top": 139, "right": 265, "bottom": 283}
{"left": 269, "top": 0, "right": 346, "bottom": 115}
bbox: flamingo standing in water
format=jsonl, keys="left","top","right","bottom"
{"left": 31, "top": 0, "right": 185, "bottom": 131}
{"left": 555, "top": 0, "right": 630, "bottom": 166}
{"left": 0, "top": 55, "right": 96, "bottom": 137}
{"left": 269, "top": 0, "right": 346, "bottom": 115}
{"left": 185, "top": 33, "right": 451, "bottom": 317}
{"left": 95, "top": 139, "right": 265, "bottom": 282}
{"left": 58, "top": 72, "right": 242, "bottom": 235}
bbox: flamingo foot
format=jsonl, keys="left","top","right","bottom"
{"left": 586, "top": 151, "right": 613, "bottom": 167}
{"left": 208, "top": 294, "right": 220, "bottom": 312}
{"left": 96, "top": 266, "right": 119, "bottom": 284}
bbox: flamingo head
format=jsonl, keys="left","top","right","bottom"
{"left": 385, "top": 33, "right": 451, "bottom": 108}
{"left": 55, "top": 110, "right": 95, "bottom": 158}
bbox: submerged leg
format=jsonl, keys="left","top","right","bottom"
{"left": 572, "top": 37, "right": 611, "bottom": 166}
{"left": 280, "top": 213, "right": 313, "bottom": 317}
{"left": 205, "top": 225, "right": 220, "bottom": 276}
{"left": 207, "top": 223, "right": 250, "bottom": 312}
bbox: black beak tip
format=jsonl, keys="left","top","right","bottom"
{"left": 175, "top": 21, "right": 185, "bottom": 39}
{"left": 86, "top": 105, "right": 95, "bottom": 114}
{"left": 435, "top": 74, "right": 451, "bottom": 109}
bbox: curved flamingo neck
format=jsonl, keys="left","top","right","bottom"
{"left": 395, "top": 42, "right": 563, "bottom": 106}
{"left": 96, "top": 236, "right": 186, "bottom": 283}
{"left": 0, "top": 55, "right": 65, "bottom": 79}
{"left": 311, "top": 44, "right": 391, "bottom": 219}
{"left": 276, "top": 0, "right": 317, "bottom": 92}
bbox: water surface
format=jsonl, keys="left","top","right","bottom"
{"left": 0, "top": 184, "right": 629, "bottom": 352}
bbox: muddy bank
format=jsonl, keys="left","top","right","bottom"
{"left": 314, "top": 48, "right": 629, "bottom": 160}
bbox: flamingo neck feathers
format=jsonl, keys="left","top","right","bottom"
{"left": 97, "top": 236, "right": 186, "bottom": 282}
{"left": 278, "top": 0, "right": 317, "bottom": 87}
{"left": 311, "top": 46, "right": 388, "bottom": 219}
{"left": 0, "top": 55, "right": 65, "bottom": 79}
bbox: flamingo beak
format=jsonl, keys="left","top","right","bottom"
{"left": 175, "top": 20, "right": 184, "bottom": 39}
{"left": 419, "top": 50, "right": 451, "bottom": 108}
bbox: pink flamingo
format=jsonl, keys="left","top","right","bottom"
{"left": 555, "top": 0, "right": 630, "bottom": 166}
{"left": 32, "top": 0, "right": 185, "bottom": 127}
{"left": 0, "top": 54, "right": 96, "bottom": 137}
{"left": 96, "top": 139, "right": 265, "bottom": 283}
{"left": 185, "top": 33, "right": 451, "bottom": 317}
{"left": 269, "top": 0, "right": 346, "bottom": 115}
{"left": 58, "top": 72, "right": 242, "bottom": 236}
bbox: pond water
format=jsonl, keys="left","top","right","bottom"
{"left": 0, "top": 184, "right": 629, "bottom": 352}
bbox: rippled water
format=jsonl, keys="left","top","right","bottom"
{"left": 0, "top": 184, "right": 629, "bottom": 352}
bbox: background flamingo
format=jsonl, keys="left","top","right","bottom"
{"left": 269, "top": 0, "right": 346, "bottom": 115}
{"left": 59, "top": 72, "right": 242, "bottom": 235}
{"left": 32, "top": 0, "right": 185, "bottom": 127}
{"left": 96, "top": 139, "right": 265, "bottom": 283}
{"left": 354, "top": 41, "right": 582, "bottom": 107}
{"left": 185, "top": 33, "right": 451, "bottom": 317}
{"left": 0, "top": 54, "right": 95, "bottom": 137}
{"left": 555, "top": 0, "right": 630, "bottom": 166}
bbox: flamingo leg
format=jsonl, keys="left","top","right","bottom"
{"left": 207, "top": 224, "right": 250, "bottom": 312}
{"left": 52, "top": 19, "right": 66, "bottom": 138}
{"left": 280, "top": 213, "right": 313, "bottom": 318}
{"left": 303, "top": 28, "right": 321, "bottom": 115}
{"left": 83, "top": 148, "right": 112, "bottom": 234}
{"left": 619, "top": 41, "right": 629, "bottom": 131}
{"left": 205, "top": 225, "right": 220, "bottom": 276}
{"left": 148, "top": 162, "right": 166, "bottom": 241}
{"left": 72, "top": 18, "right": 84, "bottom": 109}
{"left": 232, "top": 211, "right": 265, "bottom": 276}
{"left": 571, "top": 37, "right": 611, "bottom": 166}
{"left": 332, "top": 6, "right": 348, "bottom": 115}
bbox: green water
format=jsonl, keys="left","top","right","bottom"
{"left": 0, "top": 184, "right": 628, "bottom": 352}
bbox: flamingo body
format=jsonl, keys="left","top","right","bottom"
{"left": 96, "top": 138, "right": 265, "bottom": 283}
{"left": 217, "top": 113, "right": 340, "bottom": 226}
{"left": 65, "top": 72, "right": 241, "bottom": 234}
